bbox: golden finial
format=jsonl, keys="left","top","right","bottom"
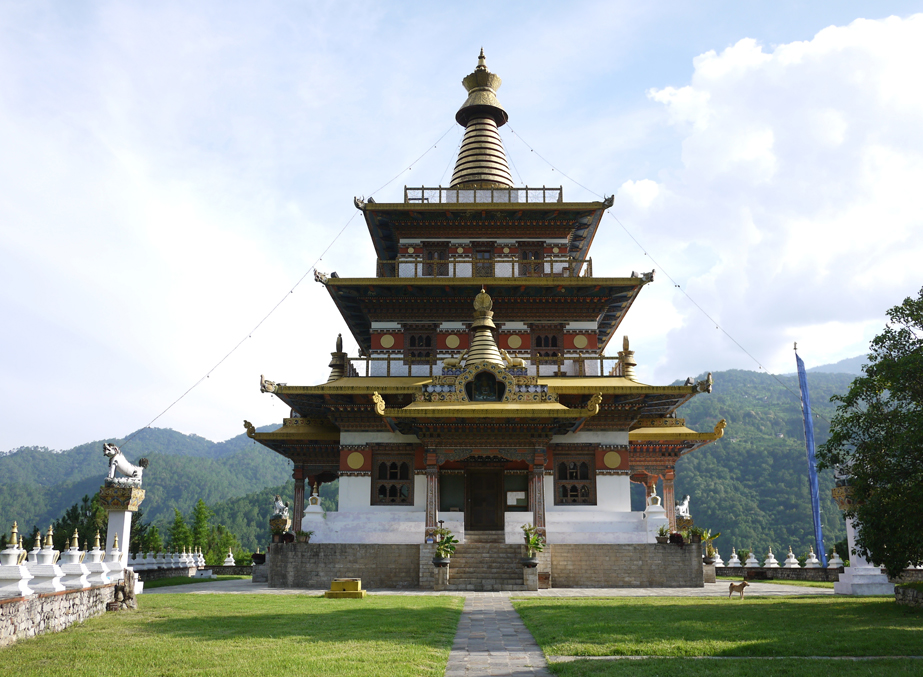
{"left": 94, "top": 530, "right": 101, "bottom": 550}
{"left": 33, "top": 531, "right": 42, "bottom": 550}
{"left": 112, "top": 534, "right": 119, "bottom": 551}
{"left": 477, "top": 47, "right": 487, "bottom": 70}
{"left": 9, "top": 522, "right": 18, "bottom": 544}
{"left": 71, "top": 529, "right": 80, "bottom": 550}
{"left": 44, "top": 526, "right": 54, "bottom": 548}
{"left": 83, "top": 540, "right": 88, "bottom": 552}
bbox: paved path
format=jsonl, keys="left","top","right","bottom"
{"left": 145, "top": 579, "right": 835, "bottom": 597}
{"left": 444, "top": 596, "right": 552, "bottom": 677}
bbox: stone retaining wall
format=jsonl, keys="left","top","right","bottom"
{"left": 549, "top": 543, "right": 704, "bottom": 588}
{"left": 268, "top": 543, "right": 421, "bottom": 589}
{"left": 136, "top": 566, "right": 197, "bottom": 582}
{"left": 895, "top": 585, "right": 923, "bottom": 607}
{"left": 202, "top": 565, "right": 253, "bottom": 576}
{"left": 718, "top": 567, "right": 841, "bottom": 582}
{"left": 0, "top": 584, "right": 114, "bottom": 648}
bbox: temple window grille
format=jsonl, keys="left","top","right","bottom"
{"left": 403, "top": 326, "right": 437, "bottom": 362}
{"left": 422, "top": 243, "right": 449, "bottom": 276}
{"left": 554, "top": 457, "right": 596, "bottom": 505}
{"left": 372, "top": 455, "right": 414, "bottom": 505}
{"left": 530, "top": 325, "right": 563, "bottom": 360}
{"left": 519, "top": 245, "right": 543, "bottom": 276}
{"left": 475, "top": 249, "right": 493, "bottom": 277}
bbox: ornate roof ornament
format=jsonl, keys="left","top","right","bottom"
{"left": 451, "top": 49, "right": 514, "bottom": 188}
{"left": 465, "top": 287, "right": 504, "bottom": 367}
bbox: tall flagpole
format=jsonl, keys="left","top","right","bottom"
{"left": 795, "top": 343, "right": 827, "bottom": 566}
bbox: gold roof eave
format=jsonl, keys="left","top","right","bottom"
{"left": 274, "top": 377, "right": 433, "bottom": 395}
{"left": 629, "top": 419, "right": 727, "bottom": 443}
{"left": 373, "top": 392, "right": 602, "bottom": 419}
{"left": 246, "top": 418, "right": 341, "bottom": 443}
{"left": 322, "top": 276, "right": 649, "bottom": 288}
{"left": 356, "top": 200, "right": 610, "bottom": 213}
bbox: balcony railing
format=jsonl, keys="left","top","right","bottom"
{"left": 347, "top": 353, "right": 619, "bottom": 378}
{"left": 376, "top": 255, "right": 592, "bottom": 279}
{"left": 404, "top": 185, "right": 563, "bottom": 204}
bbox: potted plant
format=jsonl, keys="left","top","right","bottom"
{"left": 701, "top": 529, "right": 721, "bottom": 564}
{"left": 295, "top": 530, "right": 314, "bottom": 543}
{"left": 432, "top": 527, "right": 457, "bottom": 567}
{"left": 520, "top": 523, "right": 544, "bottom": 568}
{"left": 686, "top": 525, "right": 706, "bottom": 544}
{"left": 656, "top": 524, "right": 670, "bottom": 544}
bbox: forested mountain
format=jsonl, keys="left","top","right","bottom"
{"left": 668, "top": 369, "right": 852, "bottom": 560}
{"left": 0, "top": 425, "right": 291, "bottom": 531}
{"left": 1, "top": 366, "right": 858, "bottom": 559}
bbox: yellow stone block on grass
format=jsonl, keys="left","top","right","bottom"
{"left": 324, "top": 578, "right": 366, "bottom": 598}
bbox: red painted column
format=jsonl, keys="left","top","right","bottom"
{"left": 531, "top": 451, "right": 547, "bottom": 539}
{"left": 425, "top": 452, "right": 439, "bottom": 542}
{"left": 663, "top": 471, "right": 676, "bottom": 531}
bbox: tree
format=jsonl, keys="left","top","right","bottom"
{"left": 190, "top": 499, "right": 214, "bottom": 550}
{"left": 144, "top": 525, "right": 163, "bottom": 553}
{"left": 817, "top": 287, "right": 923, "bottom": 577}
{"left": 166, "top": 508, "right": 192, "bottom": 551}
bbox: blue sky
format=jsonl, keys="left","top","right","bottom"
{"left": 2, "top": 1, "right": 922, "bottom": 450}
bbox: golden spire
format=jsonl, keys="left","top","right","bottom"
{"left": 451, "top": 50, "right": 514, "bottom": 188}
{"left": 44, "top": 526, "right": 53, "bottom": 548}
{"left": 464, "top": 288, "right": 504, "bottom": 367}
{"left": 94, "top": 530, "right": 101, "bottom": 550}
{"left": 71, "top": 529, "right": 80, "bottom": 550}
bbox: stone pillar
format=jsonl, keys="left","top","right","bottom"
{"left": 99, "top": 485, "right": 145, "bottom": 570}
{"left": 292, "top": 467, "right": 305, "bottom": 533}
{"left": 425, "top": 452, "right": 439, "bottom": 542}
{"left": 530, "top": 452, "right": 547, "bottom": 539}
{"left": 663, "top": 471, "right": 676, "bottom": 531}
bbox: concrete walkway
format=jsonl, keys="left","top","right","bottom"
{"left": 145, "top": 579, "right": 835, "bottom": 597}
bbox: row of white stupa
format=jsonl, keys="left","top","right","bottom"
{"left": 0, "top": 522, "right": 237, "bottom": 600}
{"left": 718, "top": 546, "right": 842, "bottom": 569}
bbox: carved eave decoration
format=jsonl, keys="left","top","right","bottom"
{"left": 628, "top": 419, "right": 727, "bottom": 457}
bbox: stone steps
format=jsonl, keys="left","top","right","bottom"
{"left": 446, "top": 541, "right": 525, "bottom": 591}
{"left": 463, "top": 530, "right": 506, "bottom": 544}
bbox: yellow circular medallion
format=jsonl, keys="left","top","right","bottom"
{"left": 380, "top": 334, "right": 395, "bottom": 348}
{"left": 603, "top": 451, "right": 621, "bottom": 469}
{"left": 407, "top": 247, "right": 415, "bottom": 254}
{"left": 347, "top": 452, "right": 365, "bottom": 469}
{"left": 502, "top": 247, "right": 510, "bottom": 254}
{"left": 445, "top": 335, "right": 460, "bottom": 349}
{"left": 552, "top": 247, "right": 559, "bottom": 254}
{"left": 456, "top": 247, "right": 464, "bottom": 254}
{"left": 507, "top": 335, "right": 522, "bottom": 349}
{"left": 573, "top": 335, "right": 588, "bottom": 349}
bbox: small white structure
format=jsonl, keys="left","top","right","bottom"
{"left": 828, "top": 549, "right": 844, "bottom": 568}
{"left": 196, "top": 547, "right": 206, "bottom": 568}
{"left": 782, "top": 546, "right": 801, "bottom": 568}
{"left": 84, "top": 531, "right": 111, "bottom": 585}
{"left": 763, "top": 547, "right": 780, "bottom": 568}
{"left": 0, "top": 523, "right": 34, "bottom": 598}
{"left": 223, "top": 549, "right": 236, "bottom": 566}
{"left": 59, "top": 530, "right": 91, "bottom": 590}
{"left": 105, "top": 534, "right": 125, "bottom": 582}
{"left": 712, "top": 549, "right": 725, "bottom": 567}
{"left": 643, "top": 492, "right": 669, "bottom": 543}
{"left": 726, "top": 548, "right": 741, "bottom": 567}
{"left": 744, "top": 549, "right": 761, "bottom": 568}
{"left": 804, "top": 547, "right": 822, "bottom": 568}
{"left": 27, "top": 527, "right": 65, "bottom": 593}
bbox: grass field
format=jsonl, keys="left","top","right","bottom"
{"left": 513, "top": 596, "right": 923, "bottom": 675}
{"left": 716, "top": 575, "right": 835, "bottom": 588}
{"left": 143, "top": 575, "right": 250, "bottom": 589}
{"left": 3, "top": 594, "right": 463, "bottom": 677}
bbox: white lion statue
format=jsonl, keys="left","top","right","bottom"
{"left": 675, "top": 494, "right": 691, "bottom": 518}
{"left": 104, "top": 443, "right": 149, "bottom": 487}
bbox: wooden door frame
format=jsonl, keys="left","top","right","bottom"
{"left": 464, "top": 468, "right": 504, "bottom": 531}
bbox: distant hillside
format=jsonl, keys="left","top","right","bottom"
{"left": 666, "top": 369, "right": 852, "bottom": 559}
{"left": 806, "top": 354, "right": 866, "bottom": 375}
{"left": 0, "top": 426, "right": 290, "bottom": 530}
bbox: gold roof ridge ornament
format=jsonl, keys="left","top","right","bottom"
{"left": 464, "top": 287, "right": 504, "bottom": 367}
{"left": 451, "top": 49, "right": 514, "bottom": 188}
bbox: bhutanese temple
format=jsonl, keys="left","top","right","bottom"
{"left": 248, "top": 51, "right": 726, "bottom": 590}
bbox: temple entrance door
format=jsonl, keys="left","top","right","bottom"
{"left": 465, "top": 469, "right": 504, "bottom": 531}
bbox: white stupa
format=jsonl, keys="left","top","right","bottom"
{"left": 727, "top": 548, "right": 742, "bottom": 567}
{"left": 223, "top": 549, "right": 236, "bottom": 566}
{"left": 804, "top": 547, "right": 822, "bottom": 568}
{"left": 828, "top": 549, "right": 844, "bottom": 568}
{"left": 744, "top": 549, "right": 761, "bottom": 568}
{"left": 763, "top": 547, "right": 780, "bottom": 568}
{"left": 782, "top": 546, "right": 801, "bottom": 568}
{"left": 712, "top": 549, "right": 725, "bottom": 567}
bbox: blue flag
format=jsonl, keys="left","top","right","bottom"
{"left": 796, "top": 351, "right": 827, "bottom": 566}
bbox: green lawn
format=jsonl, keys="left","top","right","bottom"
{"left": 549, "top": 658, "right": 923, "bottom": 677}
{"left": 3, "top": 594, "right": 463, "bottom": 677}
{"left": 143, "top": 574, "right": 249, "bottom": 589}
{"left": 716, "top": 575, "right": 835, "bottom": 588}
{"left": 512, "top": 597, "right": 923, "bottom": 658}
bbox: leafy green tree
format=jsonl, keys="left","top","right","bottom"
{"left": 144, "top": 524, "right": 163, "bottom": 553}
{"left": 51, "top": 494, "right": 108, "bottom": 552}
{"left": 817, "top": 287, "right": 923, "bottom": 577}
{"left": 204, "top": 523, "right": 241, "bottom": 566}
{"left": 167, "top": 508, "right": 192, "bottom": 551}
{"left": 190, "top": 499, "right": 214, "bottom": 550}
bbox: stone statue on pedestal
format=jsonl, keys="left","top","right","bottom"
{"left": 104, "top": 443, "right": 149, "bottom": 488}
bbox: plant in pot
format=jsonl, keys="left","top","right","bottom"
{"left": 656, "top": 524, "right": 671, "bottom": 544}
{"left": 701, "top": 529, "right": 721, "bottom": 564}
{"left": 432, "top": 527, "right": 457, "bottom": 567}
{"left": 295, "top": 530, "right": 314, "bottom": 544}
{"left": 686, "top": 525, "right": 706, "bottom": 544}
{"left": 521, "top": 523, "right": 545, "bottom": 568}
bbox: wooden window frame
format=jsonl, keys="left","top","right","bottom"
{"left": 371, "top": 453, "right": 415, "bottom": 506}
{"left": 529, "top": 324, "right": 564, "bottom": 361}
{"left": 422, "top": 242, "right": 449, "bottom": 277}
{"left": 553, "top": 455, "right": 597, "bottom": 505}
{"left": 403, "top": 324, "right": 438, "bottom": 364}
{"left": 518, "top": 241, "right": 544, "bottom": 277}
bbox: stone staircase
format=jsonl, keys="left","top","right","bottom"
{"left": 445, "top": 531, "right": 527, "bottom": 591}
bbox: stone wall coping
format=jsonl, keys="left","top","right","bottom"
{"left": 0, "top": 583, "right": 115, "bottom": 607}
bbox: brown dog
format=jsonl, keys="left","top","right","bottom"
{"left": 728, "top": 580, "right": 749, "bottom": 599}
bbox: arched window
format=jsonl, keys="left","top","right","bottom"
{"left": 558, "top": 462, "right": 567, "bottom": 480}
{"left": 378, "top": 463, "right": 388, "bottom": 480}
{"left": 372, "top": 453, "right": 415, "bottom": 505}
{"left": 554, "top": 455, "right": 597, "bottom": 505}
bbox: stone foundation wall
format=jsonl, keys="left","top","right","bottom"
{"left": 891, "top": 570, "right": 923, "bottom": 584}
{"left": 718, "top": 567, "right": 841, "bottom": 582}
{"left": 895, "top": 585, "right": 923, "bottom": 607}
{"left": 136, "top": 566, "right": 197, "bottom": 582}
{"left": 0, "top": 584, "right": 114, "bottom": 648}
{"left": 200, "top": 565, "right": 253, "bottom": 576}
{"left": 268, "top": 543, "right": 421, "bottom": 589}
{"left": 549, "top": 543, "right": 704, "bottom": 588}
